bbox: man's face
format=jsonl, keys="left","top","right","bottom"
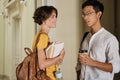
{"left": 82, "top": 6, "right": 100, "bottom": 28}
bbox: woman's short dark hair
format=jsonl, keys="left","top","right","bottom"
{"left": 33, "top": 6, "right": 58, "bottom": 25}
{"left": 82, "top": 0, "right": 104, "bottom": 13}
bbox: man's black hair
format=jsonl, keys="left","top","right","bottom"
{"left": 82, "top": 0, "right": 104, "bottom": 13}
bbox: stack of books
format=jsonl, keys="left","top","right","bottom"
{"left": 45, "top": 41, "right": 64, "bottom": 58}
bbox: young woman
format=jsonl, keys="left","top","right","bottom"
{"left": 32, "top": 6, "right": 65, "bottom": 80}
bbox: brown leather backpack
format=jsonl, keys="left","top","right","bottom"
{"left": 16, "top": 33, "right": 51, "bottom": 80}
{"left": 16, "top": 48, "right": 51, "bottom": 80}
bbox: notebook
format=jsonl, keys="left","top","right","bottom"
{"left": 45, "top": 41, "right": 64, "bottom": 58}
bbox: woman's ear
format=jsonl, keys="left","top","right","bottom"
{"left": 42, "top": 20, "right": 46, "bottom": 25}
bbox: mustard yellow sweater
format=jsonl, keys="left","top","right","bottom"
{"left": 32, "top": 33, "right": 58, "bottom": 80}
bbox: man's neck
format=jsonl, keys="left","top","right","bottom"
{"left": 91, "top": 22, "right": 102, "bottom": 34}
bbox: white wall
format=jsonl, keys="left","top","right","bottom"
{"left": 0, "top": 15, "right": 4, "bottom": 75}
{"left": 3, "top": 0, "right": 35, "bottom": 79}
{"left": 0, "top": 0, "right": 5, "bottom": 76}
{"left": 56, "top": 0, "right": 84, "bottom": 80}
{"left": 20, "top": 0, "right": 36, "bottom": 58}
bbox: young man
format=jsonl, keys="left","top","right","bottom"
{"left": 78, "top": 0, "right": 120, "bottom": 80}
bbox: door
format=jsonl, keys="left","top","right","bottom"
{"left": 11, "top": 17, "right": 21, "bottom": 80}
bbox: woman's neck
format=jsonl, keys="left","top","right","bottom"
{"left": 39, "top": 25, "right": 50, "bottom": 34}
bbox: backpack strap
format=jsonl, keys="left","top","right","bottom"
{"left": 24, "top": 48, "right": 33, "bottom": 55}
{"left": 79, "top": 32, "right": 89, "bottom": 53}
{"left": 33, "top": 32, "right": 48, "bottom": 53}
{"left": 33, "top": 32, "right": 41, "bottom": 53}
{"left": 76, "top": 32, "right": 89, "bottom": 80}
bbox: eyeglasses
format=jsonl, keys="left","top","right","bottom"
{"left": 82, "top": 11, "right": 95, "bottom": 17}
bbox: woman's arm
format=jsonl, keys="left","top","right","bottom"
{"left": 38, "top": 49, "right": 65, "bottom": 69}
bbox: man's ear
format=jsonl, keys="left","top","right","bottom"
{"left": 97, "top": 11, "right": 102, "bottom": 18}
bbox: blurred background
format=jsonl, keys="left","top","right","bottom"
{"left": 0, "top": 0, "right": 120, "bottom": 80}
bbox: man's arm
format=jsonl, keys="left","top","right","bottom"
{"left": 91, "top": 59, "right": 113, "bottom": 72}
{"left": 79, "top": 54, "right": 113, "bottom": 72}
